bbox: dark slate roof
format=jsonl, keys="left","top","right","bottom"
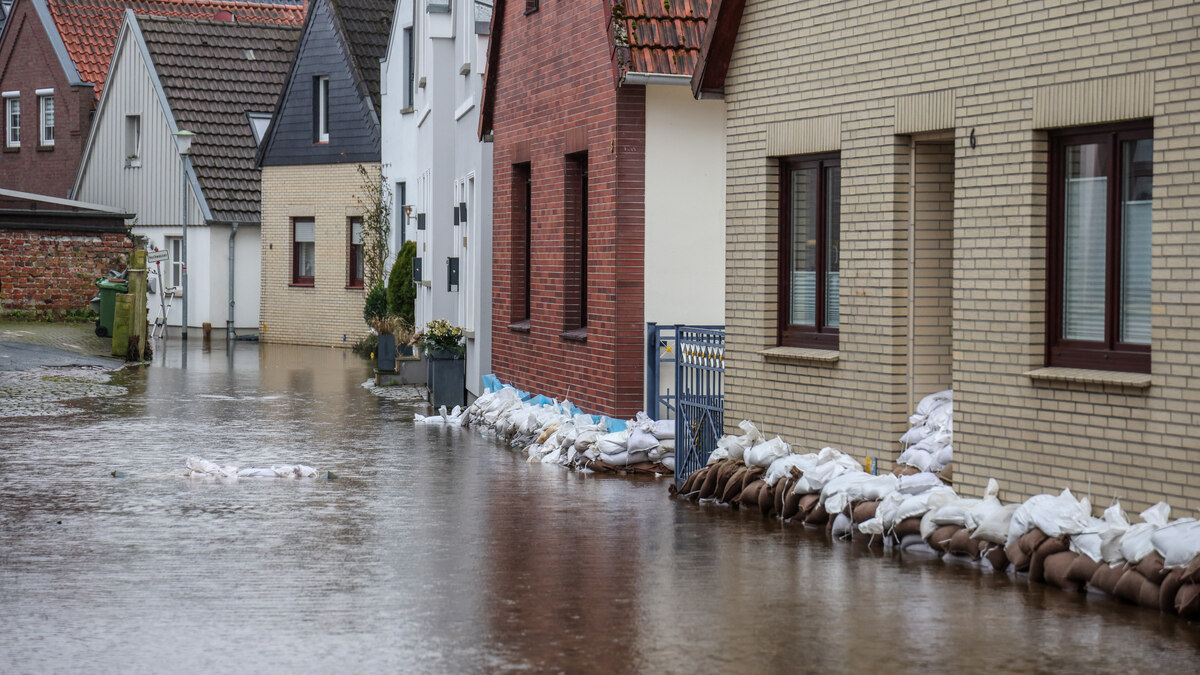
{"left": 613, "top": 0, "right": 709, "bottom": 78}
{"left": 329, "top": 0, "right": 392, "bottom": 113}
{"left": 46, "top": 0, "right": 305, "bottom": 98}
{"left": 140, "top": 14, "right": 300, "bottom": 223}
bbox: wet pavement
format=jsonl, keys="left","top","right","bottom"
{"left": 1, "top": 339, "right": 1199, "bottom": 673}
{"left": 0, "top": 321, "right": 121, "bottom": 371}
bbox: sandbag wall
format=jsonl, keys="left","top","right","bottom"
{"left": 415, "top": 385, "right": 677, "bottom": 475}
{"left": 672, "top": 419, "right": 1200, "bottom": 620}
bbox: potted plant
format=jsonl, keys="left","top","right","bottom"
{"left": 416, "top": 318, "right": 466, "bottom": 408}
{"left": 370, "top": 315, "right": 411, "bottom": 373}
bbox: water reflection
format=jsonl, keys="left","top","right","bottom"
{"left": 0, "top": 341, "right": 1197, "bottom": 673}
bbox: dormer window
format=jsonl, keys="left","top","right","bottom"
{"left": 314, "top": 75, "right": 329, "bottom": 143}
{"left": 37, "top": 90, "right": 54, "bottom": 147}
{"left": 4, "top": 91, "right": 19, "bottom": 148}
{"left": 248, "top": 112, "right": 271, "bottom": 145}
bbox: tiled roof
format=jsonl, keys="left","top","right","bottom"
{"left": 45, "top": 0, "right": 305, "bottom": 98}
{"left": 140, "top": 14, "right": 300, "bottom": 223}
{"left": 329, "top": 0, "right": 392, "bottom": 113}
{"left": 612, "top": 0, "right": 709, "bottom": 78}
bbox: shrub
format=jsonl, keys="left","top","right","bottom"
{"left": 388, "top": 240, "right": 417, "bottom": 325}
{"left": 363, "top": 284, "right": 388, "bottom": 325}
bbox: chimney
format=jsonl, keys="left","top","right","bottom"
{"left": 213, "top": 10, "right": 234, "bottom": 22}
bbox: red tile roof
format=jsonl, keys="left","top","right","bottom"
{"left": 45, "top": 0, "right": 305, "bottom": 98}
{"left": 612, "top": 0, "right": 709, "bottom": 78}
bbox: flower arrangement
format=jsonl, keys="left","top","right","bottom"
{"left": 370, "top": 315, "right": 415, "bottom": 344}
{"left": 415, "top": 318, "right": 465, "bottom": 358}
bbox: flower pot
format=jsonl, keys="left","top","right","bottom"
{"left": 400, "top": 344, "right": 415, "bottom": 358}
{"left": 427, "top": 350, "right": 465, "bottom": 409}
{"left": 376, "top": 333, "right": 396, "bottom": 372}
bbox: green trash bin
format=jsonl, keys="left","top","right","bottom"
{"left": 94, "top": 278, "right": 129, "bottom": 338}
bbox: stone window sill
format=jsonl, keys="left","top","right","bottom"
{"left": 560, "top": 327, "right": 588, "bottom": 342}
{"left": 1025, "top": 367, "right": 1151, "bottom": 389}
{"left": 288, "top": 282, "right": 315, "bottom": 289}
{"left": 37, "top": 144, "right": 54, "bottom": 152}
{"left": 344, "top": 284, "right": 364, "bottom": 290}
{"left": 760, "top": 346, "right": 840, "bottom": 364}
{"left": 508, "top": 320, "right": 530, "bottom": 333}
{"left": 399, "top": 107, "right": 414, "bottom": 115}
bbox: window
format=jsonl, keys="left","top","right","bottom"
{"left": 125, "top": 115, "right": 141, "bottom": 165}
{"left": 513, "top": 162, "right": 531, "bottom": 323}
{"left": 37, "top": 92, "right": 53, "bottom": 146}
{"left": 395, "top": 181, "right": 407, "bottom": 242}
{"left": 5, "top": 93, "right": 19, "bottom": 148}
{"left": 525, "top": 0, "right": 539, "bottom": 14}
{"left": 404, "top": 27, "right": 415, "bottom": 109}
{"left": 778, "top": 154, "right": 840, "bottom": 348}
{"left": 166, "top": 236, "right": 183, "bottom": 291}
{"left": 565, "top": 152, "right": 588, "bottom": 331}
{"left": 248, "top": 112, "right": 271, "bottom": 145}
{"left": 293, "top": 218, "right": 316, "bottom": 285}
{"left": 348, "top": 217, "right": 364, "bottom": 288}
{"left": 314, "top": 76, "right": 329, "bottom": 143}
{"left": 1047, "top": 121, "right": 1152, "bottom": 372}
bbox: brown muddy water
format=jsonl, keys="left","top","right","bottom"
{"left": 1, "top": 341, "right": 1197, "bottom": 674}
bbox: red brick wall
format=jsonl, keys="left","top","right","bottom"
{"left": 0, "top": 228, "right": 130, "bottom": 312}
{"left": 490, "top": 0, "right": 647, "bottom": 417}
{"left": 0, "top": 2, "right": 95, "bottom": 197}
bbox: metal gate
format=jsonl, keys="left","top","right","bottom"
{"left": 673, "top": 325, "right": 724, "bottom": 487}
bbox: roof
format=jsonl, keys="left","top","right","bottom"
{"left": 139, "top": 14, "right": 300, "bottom": 223}
{"left": 44, "top": 0, "right": 305, "bottom": 98}
{"left": 612, "top": 0, "right": 709, "bottom": 79}
{"left": 689, "top": 0, "right": 743, "bottom": 98}
{"left": 328, "top": 0, "right": 393, "bottom": 113}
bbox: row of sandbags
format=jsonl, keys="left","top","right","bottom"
{"left": 895, "top": 389, "right": 953, "bottom": 477}
{"left": 671, "top": 420, "right": 1200, "bottom": 619}
{"left": 184, "top": 456, "right": 319, "bottom": 480}
{"left": 416, "top": 386, "right": 677, "bottom": 475}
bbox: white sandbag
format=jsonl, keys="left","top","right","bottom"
{"left": 899, "top": 424, "right": 935, "bottom": 445}
{"left": 894, "top": 486, "right": 957, "bottom": 524}
{"left": 661, "top": 455, "right": 675, "bottom": 471}
{"left": 1120, "top": 502, "right": 1171, "bottom": 564}
{"left": 832, "top": 512, "right": 853, "bottom": 538}
{"left": 821, "top": 470, "right": 876, "bottom": 516}
{"left": 650, "top": 419, "right": 675, "bottom": 440}
{"left": 745, "top": 436, "right": 790, "bottom": 468}
{"left": 896, "top": 472, "right": 943, "bottom": 495}
{"left": 764, "top": 454, "right": 817, "bottom": 487}
{"left": 929, "top": 498, "right": 982, "bottom": 529}
{"left": 595, "top": 429, "right": 632, "bottom": 455}
{"left": 916, "top": 389, "right": 953, "bottom": 416}
{"left": 859, "top": 474, "right": 899, "bottom": 501}
{"left": 858, "top": 517, "right": 885, "bottom": 536}
{"left": 237, "top": 467, "right": 278, "bottom": 478}
{"left": 904, "top": 448, "right": 934, "bottom": 473}
{"left": 900, "top": 533, "right": 939, "bottom": 556}
{"left": 627, "top": 429, "right": 660, "bottom": 454}
{"left": 875, "top": 491, "right": 906, "bottom": 530}
{"left": 926, "top": 401, "right": 953, "bottom": 432}
{"left": 706, "top": 447, "right": 730, "bottom": 464}
{"left": 1100, "top": 503, "right": 1131, "bottom": 565}
{"left": 574, "top": 430, "right": 602, "bottom": 451}
{"left": 932, "top": 444, "right": 953, "bottom": 470}
{"left": 1151, "top": 518, "right": 1200, "bottom": 568}
{"left": 1068, "top": 517, "right": 1107, "bottom": 562}
{"left": 792, "top": 449, "right": 859, "bottom": 493}
{"left": 1006, "top": 489, "right": 1092, "bottom": 547}
{"left": 714, "top": 420, "right": 764, "bottom": 462}
{"left": 599, "top": 450, "right": 651, "bottom": 466}
{"left": 970, "top": 503, "right": 1020, "bottom": 545}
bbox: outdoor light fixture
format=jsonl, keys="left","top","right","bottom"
{"left": 172, "top": 129, "right": 197, "bottom": 342}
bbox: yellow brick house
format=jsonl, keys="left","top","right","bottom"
{"left": 694, "top": 0, "right": 1200, "bottom": 512}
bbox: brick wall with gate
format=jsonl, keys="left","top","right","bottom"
{"left": 0, "top": 226, "right": 130, "bottom": 313}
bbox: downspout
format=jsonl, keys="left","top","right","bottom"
{"left": 228, "top": 222, "right": 238, "bottom": 339}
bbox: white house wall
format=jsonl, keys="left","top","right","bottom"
{"left": 644, "top": 84, "right": 726, "bottom": 327}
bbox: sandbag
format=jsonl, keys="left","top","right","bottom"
{"left": 892, "top": 517, "right": 922, "bottom": 539}
{"left": 758, "top": 480, "right": 777, "bottom": 517}
{"left": 1136, "top": 552, "right": 1169, "bottom": 585}
{"left": 1176, "top": 583, "right": 1200, "bottom": 618}
{"left": 796, "top": 494, "right": 820, "bottom": 521}
{"left": 831, "top": 512, "right": 853, "bottom": 538}
{"left": 1088, "top": 563, "right": 1126, "bottom": 597}
{"left": 1067, "top": 555, "right": 1101, "bottom": 585}
{"left": 1182, "top": 556, "right": 1200, "bottom": 584}
{"left": 804, "top": 502, "right": 829, "bottom": 526}
{"left": 1005, "top": 541, "right": 1031, "bottom": 573}
{"left": 744, "top": 436, "right": 790, "bottom": 469}
{"left": 680, "top": 467, "right": 705, "bottom": 495}
{"left": 738, "top": 479, "right": 765, "bottom": 508}
{"left": 1113, "top": 569, "right": 1155, "bottom": 607}
{"left": 1029, "top": 536, "right": 1069, "bottom": 584}
{"left": 1159, "top": 568, "right": 1186, "bottom": 615}
{"left": 1044, "top": 551, "right": 1083, "bottom": 592}
{"left": 720, "top": 466, "right": 751, "bottom": 503}
{"left": 626, "top": 429, "right": 659, "bottom": 454}
{"left": 1018, "top": 528, "right": 1049, "bottom": 556}
{"left": 1151, "top": 518, "right": 1200, "bottom": 568}
{"left": 948, "top": 527, "right": 982, "bottom": 559}
{"left": 713, "top": 460, "right": 740, "bottom": 499}
{"left": 698, "top": 464, "right": 722, "bottom": 500}
{"left": 972, "top": 503, "right": 1020, "bottom": 545}
{"left": 927, "top": 525, "right": 961, "bottom": 554}
{"left": 782, "top": 488, "right": 804, "bottom": 521}
{"left": 984, "top": 545, "right": 1010, "bottom": 572}
{"left": 853, "top": 500, "right": 879, "bottom": 524}
{"left": 1120, "top": 502, "right": 1172, "bottom": 564}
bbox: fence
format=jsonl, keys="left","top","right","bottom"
{"left": 671, "top": 325, "right": 725, "bottom": 487}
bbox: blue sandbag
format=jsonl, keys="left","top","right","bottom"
{"left": 481, "top": 373, "right": 503, "bottom": 393}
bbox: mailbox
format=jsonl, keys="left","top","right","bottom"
{"left": 417, "top": 212, "right": 426, "bottom": 230}
{"left": 412, "top": 257, "right": 422, "bottom": 283}
{"left": 452, "top": 204, "right": 460, "bottom": 227}
{"left": 459, "top": 202, "right": 467, "bottom": 223}
{"left": 447, "top": 257, "right": 459, "bottom": 292}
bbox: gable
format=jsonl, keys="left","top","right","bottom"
{"left": 259, "top": 0, "right": 380, "bottom": 166}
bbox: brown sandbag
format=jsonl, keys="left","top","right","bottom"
{"left": 928, "top": 525, "right": 962, "bottom": 554}
{"left": 729, "top": 467, "right": 765, "bottom": 504}
{"left": 1181, "top": 556, "right": 1200, "bottom": 584}
{"left": 1176, "top": 583, "right": 1200, "bottom": 618}
{"left": 1159, "top": 568, "right": 1186, "bottom": 615}
{"left": 804, "top": 502, "right": 829, "bottom": 526}
{"left": 737, "top": 479, "right": 765, "bottom": 508}
{"left": 720, "top": 467, "right": 750, "bottom": 503}
{"left": 1088, "top": 563, "right": 1126, "bottom": 597}
{"left": 759, "top": 481, "right": 777, "bottom": 517}
{"left": 984, "top": 545, "right": 1010, "bottom": 572}
{"left": 948, "top": 527, "right": 981, "bottom": 559}
{"left": 1005, "top": 542, "right": 1031, "bottom": 573}
{"left": 1029, "top": 536, "right": 1069, "bottom": 584}
{"left": 782, "top": 487, "right": 803, "bottom": 521}
{"left": 796, "top": 493, "right": 820, "bottom": 520}
{"left": 774, "top": 477, "right": 792, "bottom": 518}
{"left": 852, "top": 500, "right": 879, "bottom": 524}
{"left": 1018, "top": 528, "right": 1049, "bottom": 556}
{"left": 896, "top": 464, "right": 922, "bottom": 477}
{"left": 1113, "top": 568, "right": 1154, "bottom": 607}
{"left": 892, "top": 517, "right": 922, "bottom": 539}
{"left": 713, "top": 460, "right": 741, "bottom": 499}
{"left": 1067, "top": 555, "right": 1101, "bottom": 584}
{"left": 679, "top": 467, "right": 704, "bottom": 495}
{"left": 1136, "top": 552, "right": 1169, "bottom": 585}
{"left": 1043, "top": 551, "right": 1083, "bottom": 592}
{"left": 698, "top": 465, "right": 721, "bottom": 499}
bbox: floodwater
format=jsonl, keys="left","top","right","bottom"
{"left": 1, "top": 341, "right": 1198, "bottom": 674}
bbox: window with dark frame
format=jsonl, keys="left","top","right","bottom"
{"left": 403, "top": 27, "right": 415, "bottom": 109}
{"left": 564, "top": 152, "right": 588, "bottom": 331}
{"left": 778, "top": 154, "right": 840, "bottom": 349}
{"left": 525, "top": 0, "right": 539, "bottom": 14}
{"left": 348, "top": 217, "right": 364, "bottom": 288}
{"left": 314, "top": 76, "right": 329, "bottom": 143}
{"left": 293, "top": 218, "right": 315, "bottom": 285}
{"left": 512, "top": 162, "right": 532, "bottom": 324}
{"left": 1046, "top": 120, "right": 1152, "bottom": 373}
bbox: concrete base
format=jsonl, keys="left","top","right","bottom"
{"left": 375, "top": 355, "right": 426, "bottom": 386}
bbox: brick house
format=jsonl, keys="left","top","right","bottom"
{"left": 480, "top": 0, "right": 725, "bottom": 418}
{"left": 256, "top": 0, "right": 392, "bottom": 347}
{"left": 696, "top": 0, "right": 1200, "bottom": 512}
{"left": 0, "top": 0, "right": 304, "bottom": 198}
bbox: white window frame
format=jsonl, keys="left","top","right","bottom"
{"left": 165, "top": 236, "right": 183, "bottom": 292}
{"left": 4, "top": 92, "right": 20, "bottom": 148}
{"left": 36, "top": 89, "right": 54, "bottom": 146}
{"left": 125, "top": 115, "right": 141, "bottom": 167}
{"left": 316, "top": 76, "right": 330, "bottom": 143}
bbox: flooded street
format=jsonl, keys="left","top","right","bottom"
{"left": 1, "top": 341, "right": 1198, "bottom": 674}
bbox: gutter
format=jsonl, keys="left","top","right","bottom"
{"left": 622, "top": 72, "right": 692, "bottom": 87}
{"left": 228, "top": 222, "right": 238, "bottom": 339}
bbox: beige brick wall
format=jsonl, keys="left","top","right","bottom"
{"left": 724, "top": 0, "right": 1200, "bottom": 513}
{"left": 260, "top": 164, "right": 371, "bottom": 348}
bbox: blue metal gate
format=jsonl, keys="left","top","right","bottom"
{"left": 673, "top": 325, "right": 724, "bottom": 487}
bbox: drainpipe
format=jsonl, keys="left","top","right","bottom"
{"left": 228, "top": 222, "right": 238, "bottom": 340}
{"left": 621, "top": 72, "right": 691, "bottom": 87}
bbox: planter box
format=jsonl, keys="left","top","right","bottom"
{"left": 427, "top": 349, "right": 465, "bottom": 409}
{"left": 376, "top": 334, "right": 397, "bottom": 372}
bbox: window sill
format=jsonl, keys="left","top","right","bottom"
{"left": 36, "top": 144, "right": 54, "bottom": 152}
{"left": 398, "top": 107, "right": 414, "bottom": 115}
{"left": 507, "top": 320, "right": 530, "bottom": 333}
{"left": 464, "top": 330, "right": 475, "bottom": 339}
{"left": 1025, "top": 367, "right": 1151, "bottom": 389}
{"left": 3, "top": 145, "right": 19, "bottom": 153}
{"left": 560, "top": 327, "right": 588, "bottom": 342}
{"left": 458, "top": 62, "right": 471, "bottom": 76}
{"left": 345, "top": 284, "right": 364, "bottom": 291}
{"left": 760, "top": 346, "right": 840, "bottom": 364}
{"left": 288, "top": 282, "right": 315, "bottom": 288}
{"left": 125, "top": 160, "right": 141, "bottom": 169}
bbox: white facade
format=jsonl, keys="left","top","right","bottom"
{"left": 72, "top": 13, "right": 261, "bottom": 334}
{"left": 381, "top": 0, "right": 493, "bottom": 396}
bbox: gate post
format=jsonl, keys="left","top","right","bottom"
{"left": 646, "top": 322, "right": 658, "bottom": 419}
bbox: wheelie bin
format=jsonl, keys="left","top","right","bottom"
{"left": 94, "top": 278, "right": 129, "bottom": 337}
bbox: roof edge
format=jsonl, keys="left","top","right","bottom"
{"left": 31, "top": 0, "right": 89, "bottom": 87}
{"left": 0, "top": 187, "right": 131, "bottom": 215}
{"left": 691, "top": 0, "right": 744, "bottom": 99}
{"left": 479, "top": 0, "right": 505, "bottom": 139}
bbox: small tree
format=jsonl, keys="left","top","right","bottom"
{"left": 355, "top": 164, "right": 392, "bottom": 290}
{"left": 388, "top": 240, "right": 417, "bottom": 325}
